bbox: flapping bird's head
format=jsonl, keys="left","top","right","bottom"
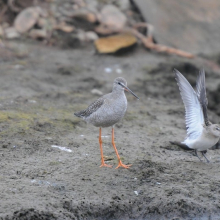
{"left": 210, "top": 124, "right": 220, "bottom": 137}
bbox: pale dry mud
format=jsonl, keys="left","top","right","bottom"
{"left": 1, "top": 42, "right": 220, "bottom": 220}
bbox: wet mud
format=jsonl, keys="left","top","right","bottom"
{"left": 1, "top": 42, "right": 220, "bottom": 219}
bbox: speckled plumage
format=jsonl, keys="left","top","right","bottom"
{"left": 74, "top": 77, "right": 128, "bottom": 127}
{"left": 74, "top": 77, "right": 139, "bottom": 169}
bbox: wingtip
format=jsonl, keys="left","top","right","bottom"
{"left": 173, "top": 69, "right": 182, "bottom": 84}
{"left": 74, "top": 112, "right": 81, "bottom": 118}
{"left": 173, "top": 68, "right": 178, "bottom": 74}
{"left": 173, "top": 68, "right": 182, "bottom": 78}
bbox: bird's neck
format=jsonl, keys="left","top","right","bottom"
{"left": 112, "top": 89, "right": 125, "bottom": 97}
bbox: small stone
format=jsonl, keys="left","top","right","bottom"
{"left": 77, "top": 30, "right": 86, "bottom": 42}
{"left": 55, "top": 22, "right": 75, "bottom": 33}
{"left": 86, "top": 12, "right": 97, "bottom": 23}
{"left": 72, "top": 9, "right": 97, "bottom": 23}
{"left": 29, "top": 29, "right": 47, "bottom": 39}
{"left": 5, "top": 27, "right": 20, "bottom": 39}
{"left": 104, "top": 67, "right": 112, "bottom": 73}
{"left": 85, "top": 31, "right": 98, "bottom": 41}
{"left": 134, "top": 191, "right": 139, "bottom": 195}
{"left": 2, "top": 144, "right": 8, "bottom": 148}
{"left": 99, "top": 4, "right": 127, "bottom": 29}
{"left": 14, "top": 7, "right": 41, "bottom": 33}
{"left": 91, "top": 89, "right": 103, "bottom": 96}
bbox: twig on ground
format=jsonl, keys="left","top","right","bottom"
{"left": 95, "top": 22, "right": 194, "bottom": 58}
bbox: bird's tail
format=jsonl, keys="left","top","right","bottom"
{"left": 74, "top": 112, "right": 82, "bottom": 118}
{"left": 170, "top": 141, "right": 194, "bottom": 151}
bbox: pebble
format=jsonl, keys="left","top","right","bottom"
{"left": 4, "top": 27, "right": 20, "bottom": 39}
{"left": 14, "top": 7, "right": 41, "bottom": 33}
{"left": 29, "top": 29, "right": 47, "bottom": 39}
{"left": 85, "top": 31, "right": 98, "bottom": 41}
{"left": 91, "top": 89, "right": 103, "bottom": 96}
{"left": 99, "top": 4, "right": 127, "bottom": 29}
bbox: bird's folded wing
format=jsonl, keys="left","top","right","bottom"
{"left": 174, "top": 69, "right": 204, "bottom": 140}
{"left": 74, "top": 98, "right": 104, "bottom": 118}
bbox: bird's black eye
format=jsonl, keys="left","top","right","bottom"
{"left": 118, "top": 82, "right": 121, "bottom": 85}
{"left": 216, "top": 127, "right": 220, "bottom": 131}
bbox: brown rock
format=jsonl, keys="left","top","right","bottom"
{"left": 71, "top": 9, "right": 97, "bottom": 23}
{"left": 86, "top": 12, "right": 97, "bottom": 23}
{"left": 94, "top": 34, "right": 137, "bottom": 53}
{"left": 55, "top": 22, "right": 75, "bottom": 33}
{"left": 14, "top": 7, "right": 41, "bottom": 33}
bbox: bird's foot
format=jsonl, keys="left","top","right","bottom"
{"left": 100, "top": 162, "right": 112, "bottom": 168}
{"left": 115, "top": 160, "right": 132, "bottom": 169}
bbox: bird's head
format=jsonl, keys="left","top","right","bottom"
{"left": 113, "top": 77, "right": 139, "bottom": 99}
{"left": 210, "top": 124, "right": 220, "bottom": 137}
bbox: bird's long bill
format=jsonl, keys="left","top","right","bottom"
{"left": 122, "top": 84, "right": 139, "bottom": 100}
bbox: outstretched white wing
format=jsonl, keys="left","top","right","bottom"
{"left": 196, "top": 69, "right": 207, "bottom": 103}
{"left": 174, "top": 69, "right": 204, "bottom": 140}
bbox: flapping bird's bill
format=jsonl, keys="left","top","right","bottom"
{"left": 174, "top": 69, "right": 204, "bottom": 140}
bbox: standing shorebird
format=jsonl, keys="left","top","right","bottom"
{"left": 171, "top": 69, "right": 220, "bottom": 162}
{"left": 74, "top": 77, "right": 139, "bottom": 168}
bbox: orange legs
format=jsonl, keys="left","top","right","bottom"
{"left": 111, "top": 127, "right": 132, "bottom": 169}
{"left": 99, "top": 128, "right": 112, "bottom": 168}
{"left": 98, "top": 127, "right": 131, "bottom": 169}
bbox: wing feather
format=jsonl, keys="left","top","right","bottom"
{"left": 174, "top": 69, "right": 204, "bottom": 140}
{"left": 74, "top": 98, "right": 104, "bottom": 118}
{"left": 196, "top": 69, "right": 210, "bottom": 126}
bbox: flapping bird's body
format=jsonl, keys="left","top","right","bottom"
{"left": 74, "top": 77, "right": 139, "bottom": 168}
{"left": 171, "top": 69, "right": 220, "bottom": 162}
{"left": 183, "top": 125, "right": 220, "bottom": 151}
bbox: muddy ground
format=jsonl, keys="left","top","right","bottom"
{"left": 1, "top": 41, "right": 220, "bottom": 220}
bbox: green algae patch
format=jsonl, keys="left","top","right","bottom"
{"left": 48, "top": 108, "right": 81, "bottom": 130}
{"left": 0, "top": 105, "right": 81, "bottom": 138}
{"left": 0, "top": 113, "right": 9, "bottom": 122}
{"left": 49, "top": 161, "right": 61, "bottom": 166}
{"left": 0, "top": 111, "right": 36, "bottom": 136}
